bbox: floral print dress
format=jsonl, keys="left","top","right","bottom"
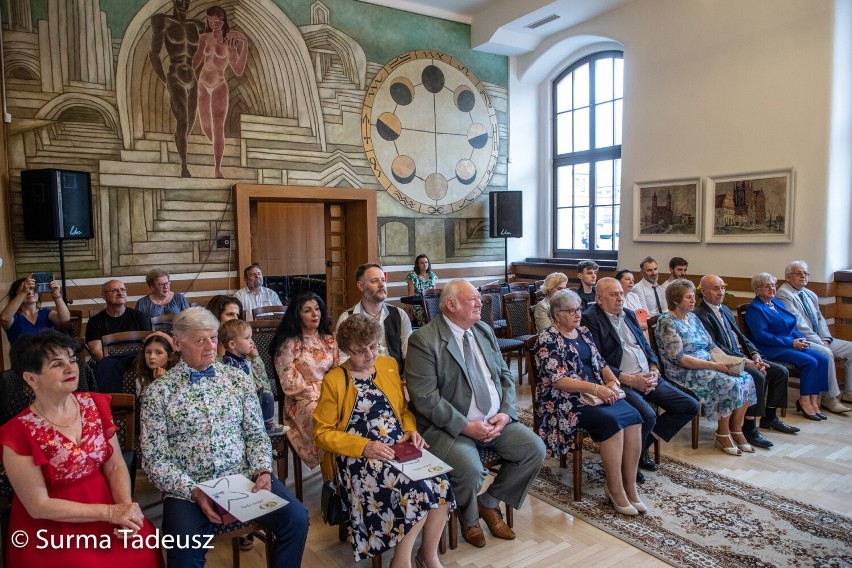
{"left": 337, "top": 374, "right": 454, "bottom": 561}
{"left": 406, "top": 271, "right": 437, "bottom": 327}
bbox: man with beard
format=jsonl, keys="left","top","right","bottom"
{"left": 632, "top": 256, "right": 666, "bottom": 317}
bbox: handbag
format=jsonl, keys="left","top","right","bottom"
{"left": 581, "top": 386, "right": 626, "bottom": 406}
{"left": 321, "top": 479, "right": 345, "bottom": 526}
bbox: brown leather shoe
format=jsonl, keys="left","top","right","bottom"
{"left": 477, "top": 502, "right": 515, "bottom": 540}
{"left": 461, "top": 523, "right": 486, "bottom": 548}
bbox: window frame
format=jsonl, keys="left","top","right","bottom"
{"left": 551, "top": 50, "right": 623, "bottom": 260}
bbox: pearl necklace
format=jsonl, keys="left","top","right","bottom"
{"left": 34, "top": 396, "right": 80, "bottom": 429}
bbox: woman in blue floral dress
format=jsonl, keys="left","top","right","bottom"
{"left": 655, "top": 279, "right": 756, "bottom": 456}
{"left": 406, "top": 254, "right": 438, "bottom": 327}
{"left": 314, "top": 314, "right": 453, "bottom": 567}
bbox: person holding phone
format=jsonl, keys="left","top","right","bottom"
{"left": 1, "top": 275, "right": 71, "bottom": 344}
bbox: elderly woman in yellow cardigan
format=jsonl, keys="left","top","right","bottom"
{"left": 314, "top": 314, "right": 454, "bottom": 568}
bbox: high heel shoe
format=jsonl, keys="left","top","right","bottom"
{"left": 714, "top": 433, "right": 742, "bottom": 456}
{"left": 629, "top": 499, "right": 649, "bottom": 514}
{"left": 815, "top": 412, "right": 828, "bottom": 420}
{"left": 730, "top": 432, "right": 755, "bottom": 453}
{"left": 604, "top": 486, "right": 638, "bottom": 516}
{"left": 796, "top": 399, "right": 823, "bottom": 421}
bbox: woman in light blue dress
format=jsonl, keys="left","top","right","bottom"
{"left": 135, "top": 269, "right": 189, "bottom": 319}
{"left": 655, "top": 279, "right": 756, "bottom": 456}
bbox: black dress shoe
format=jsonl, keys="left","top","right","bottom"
{"left": 743, "top": 428, "right": 773, "bottom": 449}
{"left": 815, "top": 413, "right": 828, "bottom": 420}
{"left": 636, "top": 471, "right": 645, "bottom": 484}
{"left": 759, "top": 417, "right": 800, "bottom": 434}
{"left": 638, "top": 455, "right": 658, "bottom": 472}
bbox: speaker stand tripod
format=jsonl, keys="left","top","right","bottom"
{"left": 57, "top": 239, "right": 72, "bottom": 305}
{"left": 502, "top": 237, "right": 509, "bottom": 285}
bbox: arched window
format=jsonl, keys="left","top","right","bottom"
{"left": 552, "top": 51, "right": 623, "bottom": 258}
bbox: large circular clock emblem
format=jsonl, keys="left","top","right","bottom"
{"left": 362, "top": 50, "right": 499, "bottom": 214}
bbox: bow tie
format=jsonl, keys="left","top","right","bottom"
{"left": 189, "top": 366, "right": 216, "bottom": 383}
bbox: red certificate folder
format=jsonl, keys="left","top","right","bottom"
{"left": 392, "top": 441, "right": 423, "bottom": 463}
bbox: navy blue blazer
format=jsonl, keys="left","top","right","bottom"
{"left": 581, "top": 304, "right": 659, "bottom": 378}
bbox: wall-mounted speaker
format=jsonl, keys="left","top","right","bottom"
{"left": 21, "top": 169, "right": 94, "bottom": 241}
{"left": 489, "top": 190, "right": 523, "bottom": 238}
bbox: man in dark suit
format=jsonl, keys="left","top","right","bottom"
{"left": 582, "top": 278, "right": 698, "bottom": 474}
{"left": 406, "top": 279, "right": 545, "bottom": 549}
{"left": 694, "top": 275, "right": 799, "bottom": 443}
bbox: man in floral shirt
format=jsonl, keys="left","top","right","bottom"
{"left": 142, "top": 307, "right": 308, "bottom": 567}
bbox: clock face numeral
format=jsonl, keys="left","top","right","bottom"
{"left": 362, "top": 50, "right": 499, "bottom": 215}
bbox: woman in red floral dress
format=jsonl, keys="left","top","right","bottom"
{"left": 0, "top": 331, "right": 162, "bottom": 567}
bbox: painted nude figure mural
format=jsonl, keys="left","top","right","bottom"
{"left": 149, "top": 0, "right": 205, "bottom": 178}
{"left": 193, "top": 6, "right": 249, "bottom": 178}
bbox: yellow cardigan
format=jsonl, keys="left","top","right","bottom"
{"left": 313, "top": 355, "right": 416, "bottom": 479}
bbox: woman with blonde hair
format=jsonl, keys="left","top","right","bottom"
{"left": 534, "top": 272, "right": 568, "bottom": 332}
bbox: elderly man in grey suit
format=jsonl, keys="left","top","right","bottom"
{"left": 776, "top": 260, "right": 852, "bottom": 412}
{"left": 406, "top": 279, "right": 546, "bottom": 549}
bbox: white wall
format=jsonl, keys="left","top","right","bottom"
{"left": 508, "top": 0, "right": 848, "bottom": 281}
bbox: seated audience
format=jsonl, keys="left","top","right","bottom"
{"left": 206, "top": 294, "right": 244, "bottom": 322}
{"left": 633, "top": 256, "right": 666, "bottom": 317}
{"left": 655, "top": 279, "right": 757, "bottom": 456}
{"left": 534, "top": 271, "right": 568, "bottom": 333}
{"left": 141, "top": 307, "right": 309, "bottom": 567}
{"left": 134, "top": 268, "right": 189, "bottom": 319}
{"left": 695, "top": 275, "right": 798, "bottom": 443}
{"left": 1, "top": 275, "right": 71, "bottom": 344}
{"left": 575, "top": 260, "right": 599, "bottom": 310}
{"left": 85, "top": 280, "right": 152, "bottom": 362}
{"left": 776, "top": 261, "right": 852, "bottom": 412}
{"left": 0, "top": 331, "right": 162, "bottom": 567}
{"left": 534, "top": 290, "right": 646, "bottom": 514}
{"left": 314, "top": 314, "right": 453, "bottom": 566}
{"left": 659, "top": 257, "right": 688, "bottom": 294}
{"left": 272, "top": 292, "right": 338, "bottom": 469}
{"left": 406, "top": 253, "right": 439, "bottom": 327}
{"left": 337, "top": 263, "right": 411, "bottom": 371}
{"left": 744, "top": 272, "right": 831, "bottom": 421}
{"left": 582, "top": 278, "right": 699, "bottom": 476}
{"left": 615, "top": 268, "right": 649, "bottom": 321}
{"left": 235, "top": 264, "right": 283, "bottom": 321}
{"left": 132, "top": 331, "right": 178, "bottom": 397}
{"left": 406, "top": 279, "right": 545, "bottom": 548}
{"left": 220, "top": 319, "right": 283, "bottom": 435}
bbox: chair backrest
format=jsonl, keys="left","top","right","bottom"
{"left": 252, "top": 305, "right": 286, "bottom": 321}
{"left": 524, "top": 336, "right": 540, "bottom": 433}
{"left": 735, "top": 304, "right": 751, "bottom": 339}
{"left": 479, "top": 284, "right": 505, "bottom": 323}
{"left": 249, "top": 319, "right": 281, "bottom": 396}
{"left": 1, "top": 364, "right": 97, "bottom": 426}
{"left": 508, "top": 282, "right": 532, "bottom": 294}
{"left": 479, "top": 294, "right": 496, "bottom": 328}
{"left": 102, "top": 331, "right": 150, "bottom": 358}
{"left": 421, "top": 288, "right": 442, "bottom": 324}
{"left": 150, "top": 313, "right": 176, "bottom": 333}
{"left": 55, "top": 309, "right": 84, "bottom": 338}
{"left": 109, "top": 393, "right": 136, "bottom": 453}
{"left": 646, "top": 314, "right": 662, "bottom": 363}
{"left": 503, "top": 291, "right": 533, "bottom": 338}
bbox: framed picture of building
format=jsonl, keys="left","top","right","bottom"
{"left": 633, "top": 178, "right": 701, "bottom": 242}
{"left": 705, "top": 169, "right": 794, "bottom": 243}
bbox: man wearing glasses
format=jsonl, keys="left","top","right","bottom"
{"left": 85, "top": 279, "right": 152, "bottom": 361}
{"left": 776, "top": 261, "right": 852, "bottom": 412}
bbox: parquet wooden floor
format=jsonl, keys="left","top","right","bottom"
{"left": 137, "top": 384, "right": 852, "bottom": 567}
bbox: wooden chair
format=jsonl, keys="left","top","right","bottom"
{"left": 502, "top": 291, "right": 537, "bottom": 382}
{"left": 420, "top": 288, "right": 442, "bottom": 324}
{"left": 150, "top": 313, "right": 176, "bottom": 333}
{"left": 480, "top": 295, "right": 524, "bottom": 376}
{"left": 109, "top": 393, "right": 138, "bottom": 495}
{"left": 210, "top": 520, "right": 275, "bottom": 568}
{"left": 508, "top": 281, "right": 533, "bottom": 294}
{"left": 55, "top": 308, "right": 84, "bottom": 338}
{"left": 478, "top": 284, "right": 507, "bottom": 334}
{"left": 253, "top": 305, "right": 286, "bottom": 321}
{"left": 647, "top": 315, "right": 701, "bottom": 449}
{"left": 101, "top": 331, "right": 150, "bottom": 358}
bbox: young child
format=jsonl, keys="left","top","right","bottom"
{"left": 219, "top": 319, "right": 285, "bottom": 435}
{"left": 133, "top": 331, "right": 178, "bottom": 397}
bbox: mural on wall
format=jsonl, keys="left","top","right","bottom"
{"left": 2, "top": 0, "right": 509, "bottom": 278}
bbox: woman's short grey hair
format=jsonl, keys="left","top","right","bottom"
{"left": 665, "top": 278, "right": 695, "bottom": 310}
{"left": 145, "top": 268, "right": 170, "bottom": 287}
{"left": 336, "top": 313, "right": 382, "bottom": 352}
{"left": 751, "top": 272, "right": 777, "bottom": 293}
{"left": 542, "top": 272, "right": 568, "bottom": 297}
{"left": 549, "top": 289, "right": 581, "bottom": 319}
{"left": 172, "top": 307, "right": 220, "bottom": 337}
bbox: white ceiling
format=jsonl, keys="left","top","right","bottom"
{"left": 357, "top": 0, "right": 634, "bottom": 56}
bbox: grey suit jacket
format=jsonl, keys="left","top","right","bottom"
{"left": 775, "top": 282, "right": 831, "bottom": 343}
{"left": 405, "top": 314, "right": 518, "bottom": 461}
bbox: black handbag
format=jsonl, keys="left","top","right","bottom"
{"left": 320, "top": 479, "right": 344, "bottom": 526}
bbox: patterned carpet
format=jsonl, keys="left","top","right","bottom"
{"left": 521, "top": 412, "right": 852, "bottom": 567}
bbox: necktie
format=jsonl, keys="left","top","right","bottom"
{"left": 463, "top": 332, "right": 492, "bottom": 414}
{"left": 190, "top": 366, "right": 216, "bottom": 383}
{"left": 718, "top": 310, "right": 738, "bottom": 351}
{"left": 799, "top": 291, "right": 818, "bottom": 330}
{"left": 652, "top": 286, "right": 663, "bottom": 314}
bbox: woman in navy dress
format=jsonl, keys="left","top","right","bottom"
{"left": 532, "top": 289, "right": 645, "bottom": 516}
{"left": 744, "top": 272, "right": 829, "bottom": 420}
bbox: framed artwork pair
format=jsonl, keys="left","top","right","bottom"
{"left": 633, "top": 168, "right": 794, "bottom": 243}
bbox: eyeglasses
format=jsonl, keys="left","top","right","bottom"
{"left": 104, "top": 287, "right": 127, "bottom": 294}
{"left": 349, "top": 343, "right": 380, "bottom": 357}
{"left": 791, "top": 271, "right": 809, "bottom": 277}
{"left": 761, "top": 284, "right": 777, "bottom": 289}
{"left": 558, "top": 307, "right": 582, "bottom": 315}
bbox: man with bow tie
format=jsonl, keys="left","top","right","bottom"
{"left": 141, "top": 307, "right": 308, "bottom": 567}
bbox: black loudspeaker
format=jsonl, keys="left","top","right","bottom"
{"left": 21, "top": 169, "right": 93, "bottom": 240}
{"left": 489, "top": 190, "right": 523, "bottom": 238}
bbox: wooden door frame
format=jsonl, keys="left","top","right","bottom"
{"left": 232, "top": 184, "right": 377, "bottom": 307}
